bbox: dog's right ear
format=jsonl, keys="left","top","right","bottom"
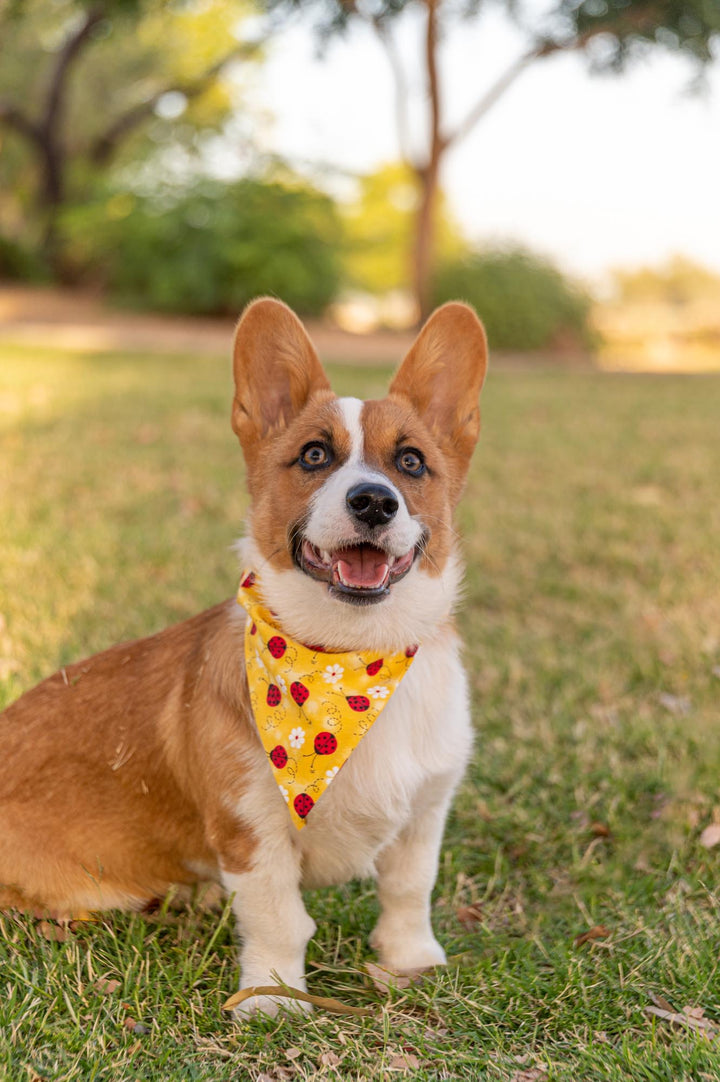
{"left": 232, "top": 298, "right": 331, "bottom": 453}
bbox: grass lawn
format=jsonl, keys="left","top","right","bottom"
{"left": 1, "top": 343, "right": 719, "bottom": 1081}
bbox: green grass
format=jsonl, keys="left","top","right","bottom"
{"left": 1, "top": 343, "right": 720, "bottom": 1081}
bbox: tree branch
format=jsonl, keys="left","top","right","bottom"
{"left": 43, "top": 4, "right": 106, "bottom": 137}
{"left": 88, "top": 42, "right": 260, "bottom": 165}
{"left": 371, "top": 15, "right": 412, "bottom": 167}
{"left": 0, "top": 99, "right": 42, "bottom": 145}
{"left": 444, "top": 18, "right": 623, "bottom": 152}
{"left": 446, "top": 40, "right": 553, "bottom": 150}
{"left": 425, "top": 0, "right": 443, "bottom": 166}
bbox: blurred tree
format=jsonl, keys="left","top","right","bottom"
{"left": 263, "top": 0, "right": 720, "bottom": 322}
{"left": 341, "top": 160, "right": 464, "bottom": 294}
{"left": 613, "top": 255, "right": 720, "bottom": 305}
{"left": 0, "top": 0, "right": 261, "bottom": 275}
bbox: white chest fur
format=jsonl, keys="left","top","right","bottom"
{"left": 296, "top": 629, "right": 472, "bottom": 887}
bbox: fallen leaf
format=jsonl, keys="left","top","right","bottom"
{"left": 658, "top": 693, "right": 691, "bottom": 716}
{"left": 318, "top": 1051, "right": 341, "bottom": 1067}
{"left": 649, "top": 992, "right": 675, "bottom": 1012}
{"left": 388, "top": 1053, "right": 421, "bottom": 1070}
{"left": 37, "top": 921, "right": 67, "bottom": 943}
{"left": 123, "top": 1016, "right": 138, "bottom": 1031}
{"left": 285, "top": 1048, "right": 302, "bottom": 1061}
{"left": 94, "top": 978, "right": 121, "bottom": 995}
{"left": 364, "top": 962, "right": 427, "bottom": 995}
{"left": 456, "top": 903, "right": 483, "bottom": 928}
{"left": 699, "top": 824, "right": 720, "bottom": 849}
{"left": 510, "top": 1070, "right": 547, "bottom": 1082}
{"left": 573, "top": 925, "right": 610, "bottom": 947}
{"left": 590, "top": 822, "right": 611, "bottom": 838}
{"left": 223, "top": 985, "right": 373, "bottom": 1017}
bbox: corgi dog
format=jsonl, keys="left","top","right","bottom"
{"left": 0, "top": 298, "right": 488, "bottom": 1016}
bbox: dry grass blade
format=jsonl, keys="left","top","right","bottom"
{"left": 222, "top": 985, "right": 374, "bottom": 1017}
{"left": 644, "top": 1005, "right": 718, "bottom": 1039}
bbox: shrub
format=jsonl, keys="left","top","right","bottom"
{"left": 63, "top": 177, "right": 342, "bottom": 316}
{"left": 432, "top": 246, "right": 594, "bottom": 352}
{"left": 0, "top": 233, "right": 46, "bottom": 282}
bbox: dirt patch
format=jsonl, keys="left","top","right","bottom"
{"left": 0, "top": 285, "right": 416, "bottom": 365}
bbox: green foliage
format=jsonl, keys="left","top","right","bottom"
{"left": 432, "top": 245, "right": 594, "bottom": 352}
{"left": 62, "top": 177, "right": 342, "bottom": 316}
{"left": 0, "top": 233, "right": 46, "bottom": 282}
{"left": 613, "top": 255, "right": 720, "bottom": 305}
{"left": 561, "top": 0, "right": 720, "bottom": 69}
{"left": 341, "top": 161, "right": 466, "bottom": 295}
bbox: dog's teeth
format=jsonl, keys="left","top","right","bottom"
{"left": 387, "top": 555, "right": 396, "bottom": 568}
{"left": 321, "top": 550, "right": 331, "bottom": 565}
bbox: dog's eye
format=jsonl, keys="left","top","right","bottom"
{"left": 396, "top": 448, "right": 426, "bottom": 476}
{"left": 298, "top": 442, "right": 333, "bottom": 470}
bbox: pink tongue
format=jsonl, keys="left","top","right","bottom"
{"left": 335, "top": 546, "right": 389, "bottom": 589}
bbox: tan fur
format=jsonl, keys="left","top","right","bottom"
{"left": 0, "top": 603, "right": 256, "bottom": 915}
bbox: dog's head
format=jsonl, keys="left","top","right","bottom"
{"left": 232, "top": 298, "right": 487, "bottom": 651}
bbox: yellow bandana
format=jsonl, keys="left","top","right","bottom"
{"left": 236, "top": 571, "right": 418, "bottom": 829}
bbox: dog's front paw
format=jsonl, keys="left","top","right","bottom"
{"left": 371, "top": 925, "right": 447, "bottom": 974}
{"left": 232, "top": 988, "right": 313, "bottom": 1020}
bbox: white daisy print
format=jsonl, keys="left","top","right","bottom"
{"left": 279, "top": 785, "right": 289, "bottom": 804}
{"left": 323, "top": 663, "right": 344, "bottom": 684}
{"left": 368, "top": 685, "right": 390, "bottom": 700}
{"left": 325, "top": 766, "right": 339, "bottom": 783}
{"left": 288, "top": 727, "right": 306, "bottom": 749}
{"left": 276, "top": 674, "right": 287, "bottom": 694}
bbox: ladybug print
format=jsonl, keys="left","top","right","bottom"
{"left": 291, "top": 681, "right": 309, "bottom": 706}
{"left": 241, "top": 572, "right": 256, "bottom": 589}
{"left": 266, "top": 684, "right": 281, "bottom": 707}
{"left": 366, "top": 658, "right": 384, "bottom": 677}
{"left": 313, "top": 731, "right": 337, "bottom": 756}
{"left": 346, "top": 695, "right": 370, "bottom": 712}
{"left": 269, "top": 745, "right": 288, "bottom": 769}
{"left": 250, "top": 622, "right": 257, "bottom": 635}
{"left": 294, "top": 792, "right": 314, "bottom": 819}
{"left": 267, "top": 635, "right": 287, "bottom": 659}
{"left": 304, "top": 643, "right": 327, "bottom": 653}
{"left": 405, "top": 644, "right": 419, "bottom": 658}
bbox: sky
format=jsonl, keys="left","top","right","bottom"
{"left": 244, "top": 6, "right": 720, "bottom": 288}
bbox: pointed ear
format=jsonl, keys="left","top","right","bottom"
{"left": 389, "top": 302, "right": 488, "bottom": 463}
{"left": 232, "top": 297, "right": 331, "bottom": 451}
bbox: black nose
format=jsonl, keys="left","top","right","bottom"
{"left": 346, "top": 483, "right": 399, "bottom": 530}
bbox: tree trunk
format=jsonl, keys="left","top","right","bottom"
{"left": 411, "top": 0, "right": 444, "bottom": 326}
{"left": 412, "top": 157, "right": 440, "bottom": 325}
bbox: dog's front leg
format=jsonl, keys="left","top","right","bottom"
{"left": 221, "top": 822, "right": 315, "bottom": 1018}
{"left": 370, "top": 773, "right": 460, "bottom": 974}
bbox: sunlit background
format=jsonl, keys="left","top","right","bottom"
{"left": 1, "top": 0, "right": 719, "bottom": 369}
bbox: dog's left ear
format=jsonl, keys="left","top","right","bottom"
{"left": 232, "top": 297, "right": 331, "bottom": 453}
{"left": 389, "top": 302, "right": 488, "bottom": 467}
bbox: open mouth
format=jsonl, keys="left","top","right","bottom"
{"left": 296, "top": 539, "right": 417, "bottom": 605}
